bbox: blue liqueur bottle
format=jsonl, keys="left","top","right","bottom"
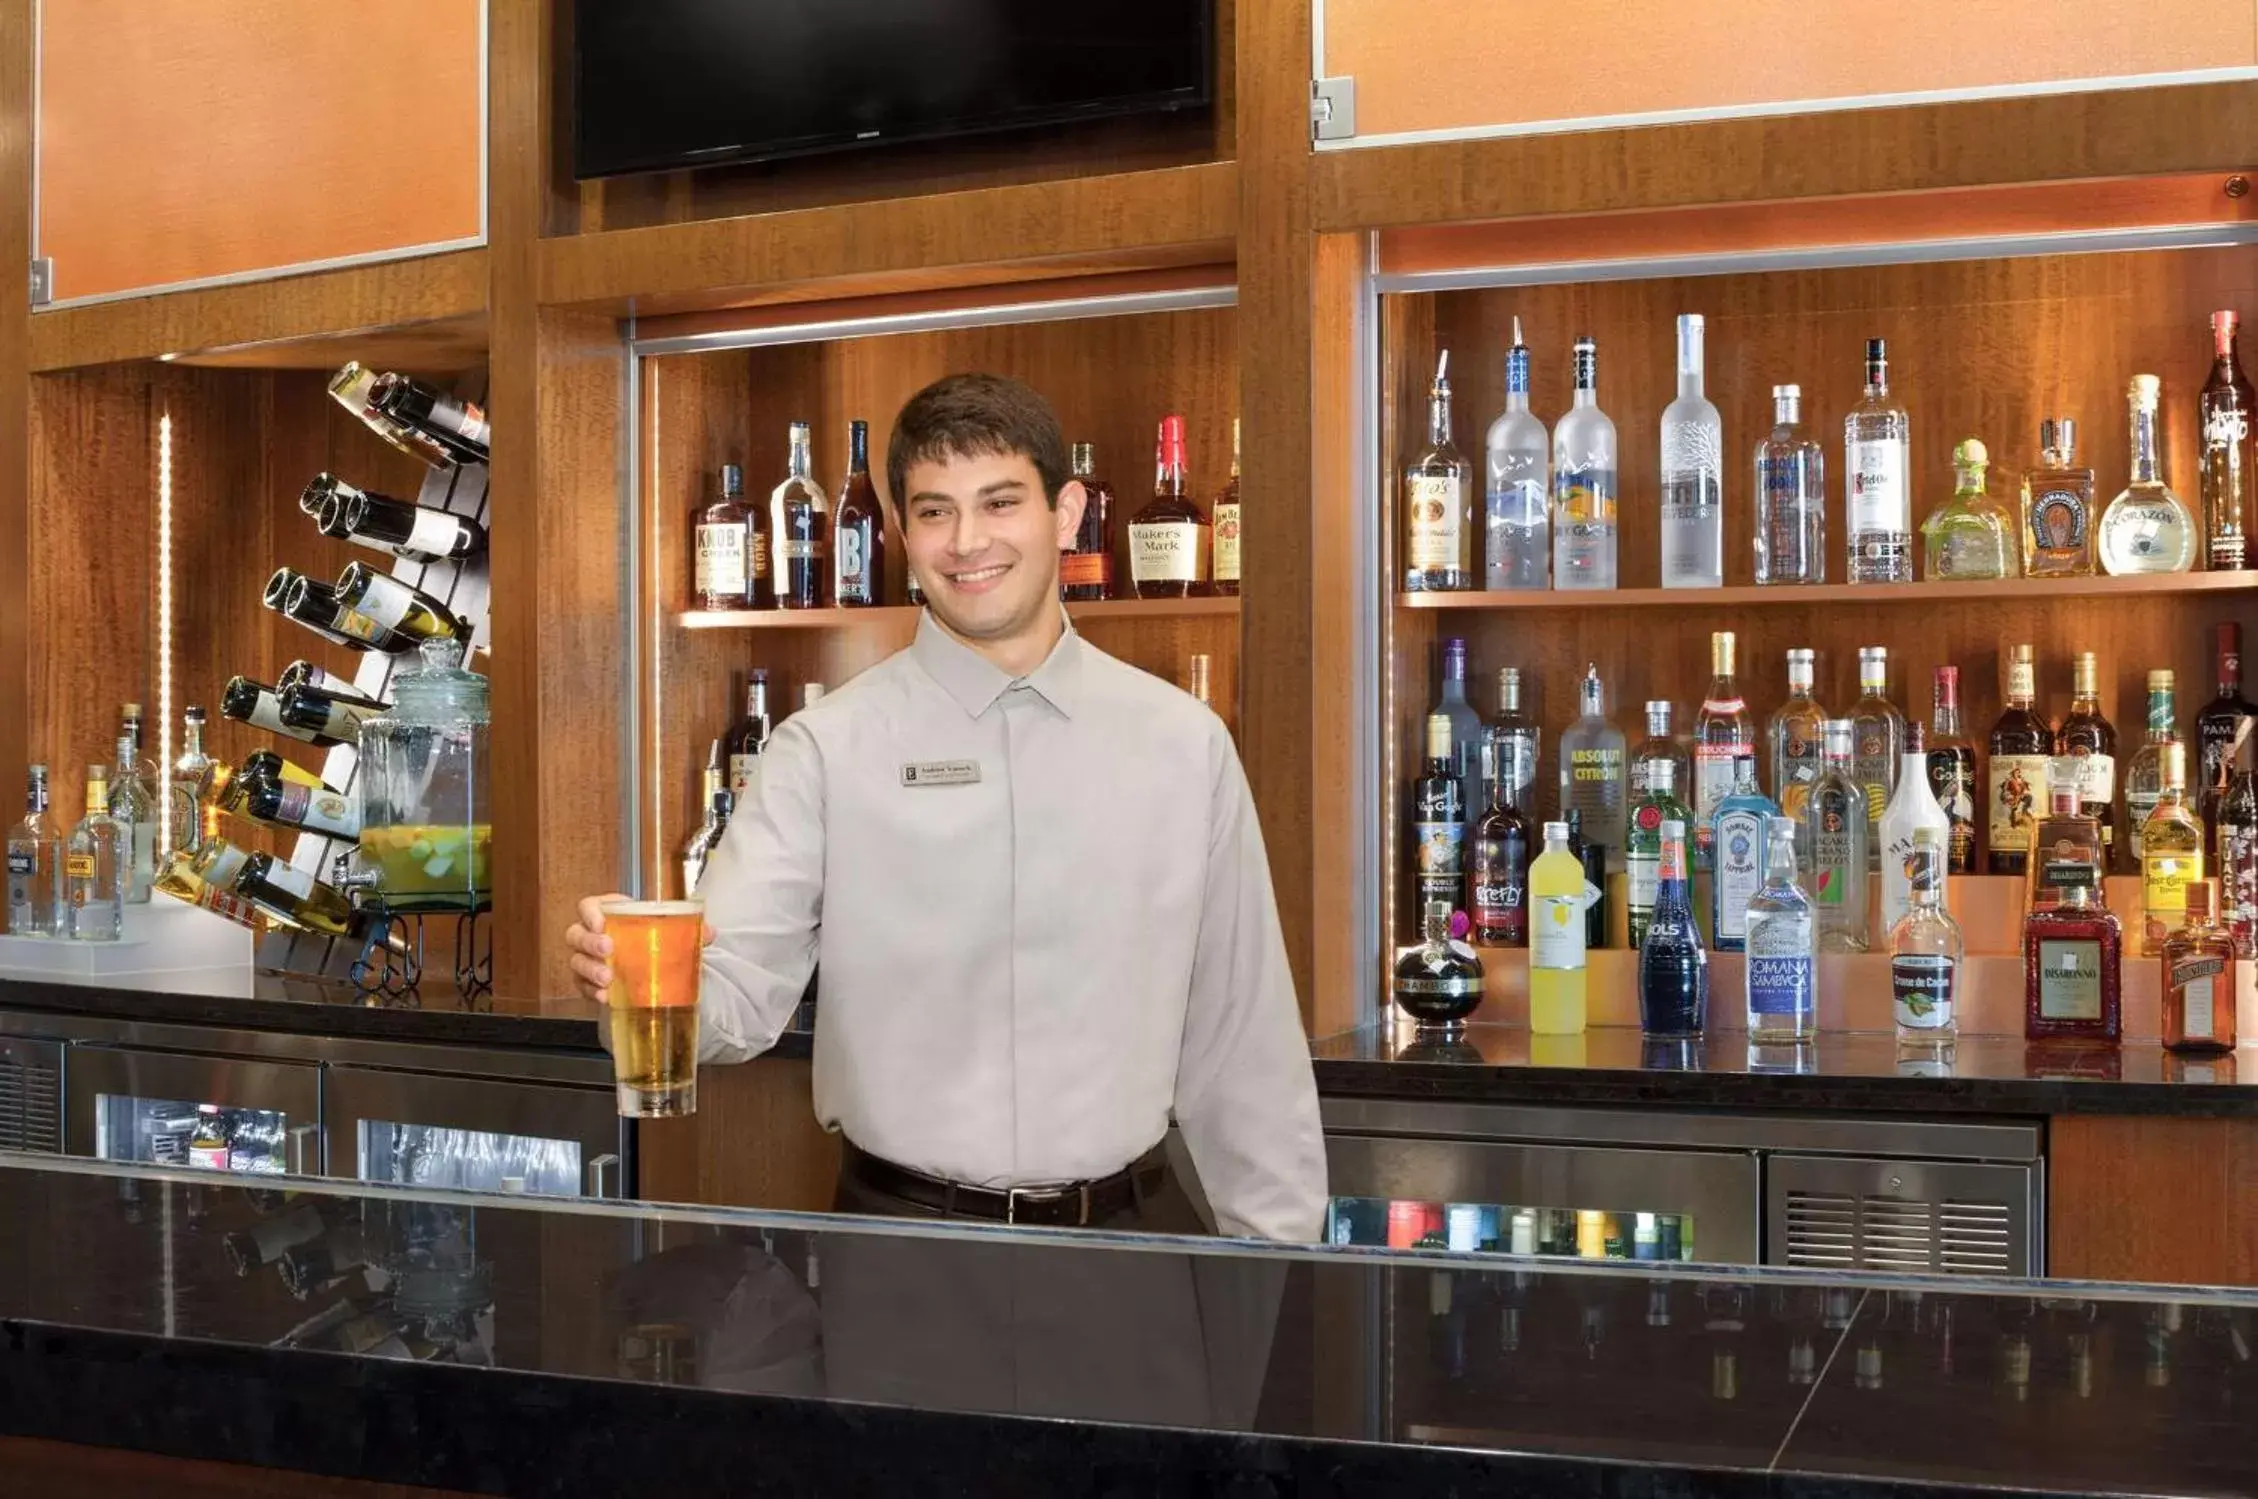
{"left": 1709, "top": 751, "right": 1779, "bottom": 953}
{"left": 1638, "top": 819, "right": 1709, "bottom": 1036}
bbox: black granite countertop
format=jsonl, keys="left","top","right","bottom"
{"left": 1313, "top": 1023, "right": 2258, "bottom": 1117}
{"left": 0, "top": 1152, "right": 2252, "bottom": 1498}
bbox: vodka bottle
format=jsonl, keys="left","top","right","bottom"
{"left": 1845, "top": 338, "right": 1913, "bottom": 583}
{"left": 1551, "top": 338, "right": 1618, "bottom": 590}
{"left": 1754, "top": 385, "right": 1825, "bottom": 584}
{"left": 1658, "top": 314, "right": 1724, "bottom": 588}
{"left": 1745, "top": 816, "right": 1817, "bottom": 1041}
{"left": 1484, "top": 318, "right": 1550, "bottom": 589}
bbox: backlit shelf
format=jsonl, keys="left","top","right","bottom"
{"left": 1399, "top": 572, "right": 2258, "bottom": 611}
{"left": 679, "top": 596, "right": 1242, "bottom": 630}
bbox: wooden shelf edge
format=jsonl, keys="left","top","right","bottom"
{"left": 1399, "top": 572, "right": 2258, "bottom": 611}
{"left": 678, "top": 597, "right": 1243, "bottom": 631}
{"left": 28, "top": 247, "right": 490, "bottom": 373}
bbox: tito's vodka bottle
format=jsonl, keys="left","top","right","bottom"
{"left": 1402, "top": 353, "right": 1473, "bottom": 592}
{"left": 1552, "top": 338, "right": 1618, "bottom": 590}
{"left": 1845, "top": 338, "right": 1913, "bottom": 583}
{"left": 1659, "top": 314, "right": 1724, "bottom": 588}
{"left": 1754, "top": 384, "right": 1825, "bottom": 584}
{"left": 1484, "top": 319, "right": 1550, "bottom": 589}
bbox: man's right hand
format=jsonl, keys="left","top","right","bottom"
{"left": 564, "top": 893, "right": 629, "bottom": 1005}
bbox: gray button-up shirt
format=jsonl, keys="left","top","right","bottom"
{"left": 695, "top": 613, "right": 1327, "bottom": 1242}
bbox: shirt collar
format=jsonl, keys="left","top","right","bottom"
{"left": 910, "top": 608, "right": 1083, "bottom": 720}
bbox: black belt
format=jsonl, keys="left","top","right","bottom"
{"left": 842, "top": 1140, "right": 1167, "bottom": 1227}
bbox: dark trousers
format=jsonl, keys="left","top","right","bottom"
{"left": 832, "top": 1146, "right": 1208, "bottom": 1235}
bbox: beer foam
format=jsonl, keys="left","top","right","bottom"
{"left": 599, "top": 899, "right": 705, "bottom": 917}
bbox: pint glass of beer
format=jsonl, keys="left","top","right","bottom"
{"left": 601, "top": 898, "right": 703, "bottom": 1117}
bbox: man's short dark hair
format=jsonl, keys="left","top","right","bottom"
{"left": 886, "top": 373, "right": 1070, "bottom": 516}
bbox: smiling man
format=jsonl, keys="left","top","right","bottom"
{"left": 565, "top": 373, "right": 1326, "bottom": 1242}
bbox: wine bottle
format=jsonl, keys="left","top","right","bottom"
{"left": 232, "top": 851, "right": 361, "bottom": 937}
{"left": 331, "top": 561, "right": 469, "bottom": 647}
{"left": 276, "top": 684, "right": 379, "bottom": 751}
{"left": 154, "top": 838, "right": 263, "bottom": 930}
{"left": 264, "top": 568, "right": 374, "bottom": 651}
{"left": 238, "top": 760, "right": 361, "bottom": 839}
{"left": 222, "top": 677, "right": 325, "bottom": 744}
{"left": 242, "top": 750, "right": 329, "bottom": 792}
{"left": 276, "top": 660, "right": 387, "bottom": 710}
{"left": 369, "top": 372, "right": 490, "bottom": 466}
{"left": 308, "top": 473, "right": 486, "bottom": 562}
{"left": 327, "top": 362, "right": 455, "bottom": 469}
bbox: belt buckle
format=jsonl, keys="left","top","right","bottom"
{"left": 1006, "top": 1182, "right": 1091, "bottom": 1226}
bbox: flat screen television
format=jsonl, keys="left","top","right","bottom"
{"left": 572, "top": 1, "right": 1214, "bottom": 180}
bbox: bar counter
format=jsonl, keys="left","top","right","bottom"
{"left": 1, "top": 1152, "right": 2252, "bottom": 1498}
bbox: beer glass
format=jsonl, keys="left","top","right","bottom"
{"left": 601, "top": 898, "right": 703, "bottom": 1117}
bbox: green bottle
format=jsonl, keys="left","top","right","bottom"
{"left": 1627, "top": 760, "right": 1694, "bottom": 948}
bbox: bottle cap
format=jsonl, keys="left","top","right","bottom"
{"left": 1911, "top": 825, "right": 1939, "bottom": 848}
{"left": 1543, "top": 820, "right": 1570, "bottom": 841}
{"left": 1774, "top": 383, "right": 1800, "bottom": 400}
{"left": 2040, "top": 417, "right": 2076, "bottom": 460}
{"left": 2149, "top": 669, "right": 2175, "bottom": 691}
{"left": 2129, "top": 374, "right": 2161, "bottom": 409}
{"left": 1952, "top": 437, "right": 1988, "bottom": 472}
{"left": 1425, "top": 714, "right": 1454, "bottom": 759}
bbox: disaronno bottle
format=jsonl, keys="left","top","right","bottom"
{"left": 1129, "top": 414, "right": 1211, "bottom": 599}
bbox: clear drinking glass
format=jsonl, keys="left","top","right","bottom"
{"left": 602, "top": 898, "right": 704, "bottom": 1117}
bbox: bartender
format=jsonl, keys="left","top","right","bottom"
{"left": 565, "top": 373, "right": 1326, "bottom": 1242}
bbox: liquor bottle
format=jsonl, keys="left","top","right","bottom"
{"left": 1469, "top": 741, "right": 1531, "bottom": 947}
{"left": 311, "top": 474, "right": 487, "bottom": 564}
{"left": 1845, "top": 338, "right": 1913, "bottom": 583}
{"left": 2024, "top": 868, "right": 2122, "bottom": 1043}
{"left": 2027, "top": 760, "right": 2106, "bottom": 916}
{"left": 1559, "top": 666, "right": 1628, "bottom": 859}
{"left": 1880, "top": 724, "right": 1950, "bottom": 933}
{"left": 1692, "top": 631, "right": 1754, "bottom": 865}
{"left": 770, "top": 422, "right": 830, "bottom": 609}
{"left": 1849, "top": 646, "right": 1904, "bottom": 868}
{"left": 1061, "top": 441, "right": 1115, "bottom": 602}
{"left": 1987, "top": 645, "right": 2052, "bottom": 876}
{"left": 1804, "top": 720, "right": 1871, "bottom": 952}
{"left": 1745, "top": 815, "right": 1815, "bottom": 1042}
{"left": 1890, "top": 825, "right": 1962, "bottom": 1044}
{"left": 2201, "top": 310, "right": 2253, "bottom": 572}
{"left": 1430, "top": 638, "right": 1484, "bottom": 818}
{"left": 1568, "top": 812, "right": 1609, "bottom": 949}
{"left": 1409, "top": 707, "right": 1470, "bottom": 925}
{"left": 2020, "top": 418, "right": 2096, "bottom": 577}
{"left": 277, "top": 683, "right": 379, "bottom": 751}
{"left": 1392, "top": 900, "right": 1484, "bottom": 1032}
{"left": 1921, "top": 438, "right": 2017, "bottom": 580}
{"left": 232, "top": 852, "right": 361, "bottom": 938}
{"left": 1636, "top": 820, "right": 1707, "bottom": 1037}
{"left": 1402, "top": 353, "right": 1473, "bottom": 592}
{"left": 2196, "top": 623, "right": 2256, "bottom": 828}
{"left": 2099, "top": 375, "right": 2196, "bottom": 575}
{"left": 156, "top": 838, "right": 264, "bottom": 930}
{"left": 1483, "top": 318, "right": 1549, "bottom": 589}
{"left": 1754, "top": 384, "right": 1825, "bottom": 584}
{"left": 1486, "top": 666, "right": 1541, "bottom": 813}
{"left": 680, "top": 743, "right": 731, "bottom": 897}
{"left": 2220, "top": 724, "right": 2258, "bottom": 957}
{"left": 368, "top": 371, "right": 490, "bottom": 467}
{"left": 1530, "top": 820, "right": 1588, "bottom": 1034}
{"left": 265, "top": 567, "right": 381, "bottom": 652}
{"left": 120, "top": 705, "right": 159, "bottom": 800}
{"left": 728, "top": 670, "right": 773, "bottom": 809}
{"left": 107, "top": 732, "right": 155, "bottom": 904}
{"left": 169, "top": 706, "right": 216, "bottom": 854}
{"left": 1633, "top": 700, "right": 1692, "bottom": 805}
{"left": 1626, "top": 760, "right": 1693, "bottom": 949}
{"left": 64, "top": 767, "right": 124, "bottom": 942}
{"left": 7, "top": 765, "right": 61, "bottom": 937}
{"left": 330, "top": 563, "right": 469, "bottom": 647}
{"left": 1769, "top": 648, "right": 1828, "bottom": 820}
{"left": 1209, "top": 418, "right": 1243, "bottom": 598}
{"left": 2140, "top": 741, "right": 2204, "bottom": 955}
{"left": 1659, "top": 313, "right": 1724, "bottom": 588}
{"left": 326, "top": 362, "right": 454, "bottom": 469}
{"left": 2123, "top": 669, "right": 2181, "bottom": 870}
{"left": 2162, "top": 880, "right": 2238, "bottom": 1052}
{"left": 829, "top": 421, "right": 884, "bottom": 608}
{"left": 1926, "top": 666, "right": 1979, "bottom": 874}
{"left": 2055, "top": 651, "right": 2120, "bottom": 867}
{"left": 1131, "top": 414, "right": 1211, "bottom": 599}
{"left": 1710, "top": 752, "right": 1778, "bottom": 953}
{"left": 1552, "top": 336, "right": 1619, "bottom": 590}
{"left": 691, "top": 463, "right": 755, "bottom": 611}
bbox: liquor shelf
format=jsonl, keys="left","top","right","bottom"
{"left": 678, "top": 596, "right": 1243, "bottom": 631}
{"left": 1401, "top": 572, "right": 2258, "bottom": 612}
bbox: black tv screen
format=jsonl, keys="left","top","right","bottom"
{"left": 572, "top": 1, "right": 1214, "bottom": 180}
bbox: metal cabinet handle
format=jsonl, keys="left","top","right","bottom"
{"left": 586, "top": 1152, "right": 620, "bottom": 1198}
{"left": 289, "top": 1124, "right": 321, "bottom": 1176}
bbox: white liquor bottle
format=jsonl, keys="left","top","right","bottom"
{"left": 1754, "top": 384, "right": 1825, "bottom": 584}
{"left": 1803, "top": 721, "right": 1871, "bottom": 953}
{"left": 1659, "top": 314, "right": 1724, "bottom": 588}
{"left": 6, "top": 764, "right": 62, "bottom": 937}
{"left": 65, "top": 766, "right": 125, "bottom": 942}
{"left": 1890, "top": 826, "right": 1962, "bottom": 1045}
{"left": 1559, "top": 665, "right": 1628, "bottom": 861}
{"left": 1484, "top": 318, "right": 1550, "bottom": 589}
{"left": 1745, "top": 816, "right": 1817, "bottom": 1042}
{"left": 1551, "top": 338, "right": 1618, "bottom": 590}
{"left": 1880, "top": 724, "right": 1951, "bottom": 933}
{"left": 107, "top": 732, "right": 157, "bottom": 904}
{"left": 2099, "top": 374, "right": 2197, "bottom": 575}
{"left": 1849, "top": 646, "right": 1905, "bottom": 872}
{"left": 1845, "top": 338, "right": 1913, "bottom": 583}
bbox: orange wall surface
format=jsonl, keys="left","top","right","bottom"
{"left": 1323, "top": 0, "right": 2258, "bottom": 141}
{"left": 37, "top": 0, "right": 483, "bottom": 304}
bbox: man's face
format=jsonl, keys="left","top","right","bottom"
{"left": 898, "top": 449, "right": 1084, "bottom": 647}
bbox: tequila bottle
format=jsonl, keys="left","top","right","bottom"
{"left": 1849, "top": 646, "right": 1904, "bottom": 870}
{"left": 1559, "top": 665, "right": 1628, "bottom": 860}
{"left": 64, "top": 767, "right": 124, "bottom": 942}
{"left": 1627, "top": 761, "right": 1694, "bottom": 949}
{"left": 1845, "top": 338, "right": 1913, "bottom": 583}
{"left": 2123, "top": 669, "right": 2180, "bottom": 870}
{"left": 1926, "top": 666, "right": 1980, "bottom": 875}
{"left": 1987, "top": 645, "right": 2052, "bottom": 876}
{"left": 1709, "top": 752, "right": 1777, "bottom": 953}
{"left": 1487, "top": 666, "right": 1541, "bottom": 813}
{"left": 2139, "top": 741, "right": 2204, "bottom": 956}
{"left": 1484, "top": 318, "right": 1550, "bottom": 589}
{"left": 6, "top": 765, "right": 61, "bottom": 937}
{"left": 1768, "top": 648, "right": 1828, "bottom": 820}
{"left": 1552, "top": 337, "right": 1618, "bottom": 590}
{"left": 2057, "top": 651, "right": 2119, "bottom": 867}
{"left": 1889, "top": 826, "right": 1962, "bottom": 1045}
{"left": 1921, "top": 437, "right": 2017, "bottom": 580}
{"left": 1658, "top": 314, "right": 1724, "bottom": 588}
{"left": 2098, "top": 375, "right": 2196, "bottom": 575}
{"left": 1879, "top": 725, "right": 1950, "bottom": 934}
{"left": 1636, "top": 820, "right": 1707, "bottom": 1037}
{"left": 2019, "top": 418, "right": 2096, "bottom": 577}
{"left": 2201, "top": 310, "right": 2253, "bottom": 572}
{"left": 1403, "top": 352, "right": 1474, "bottom": 592}
{"left": 1745, "top": 815, "right": 1815, "bottom": 1042}
{"left": 1692, "top": 630, "right": 1754, "bottom": 867}
{"left": 1754, "top": 384, "right": 1824, "bottom": 584}
{"left": 1803, "top": 720, "right": 1870, "bottom": 953}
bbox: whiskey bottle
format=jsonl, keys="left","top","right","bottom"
{"left": 1129, "top": 415, "right": 1210, "bottom": 599}
{"left": 2201, "top": 310, "right": 2253, "bottom": 572}
{"left": 2123, "top": 669, "right": 2181, "bottom": 870}
{"left": 1753, "top": 384, "right": 1825, "bottom": 584}
{"left": 1849, "top": 646, "right": 1904, "bottom": 868}
{"left": 770, "top": 422, "right": 830, "bottom": 609}
{"left": 238, "top": 761, "right": 361, "bottom": 840}
{"left": 1691, "top": 630, "right": 1754, "bottom": 865}
{"left": 1921, "top": 437, "right": 2017, "bottom": 580}
{"left": 1845, "top": 338, "right": 1913, "bottom": 583}
{"left": 1987, "top": 645, "right": 2052, "bottom": 876}
{"left": 2019, "top": 418, "right": 2096, "bottom": 576}
{"left": 232, "top": 852, "right": 362, "bottom": 938}
{"left": 1769, "top": 647, "right": 1828, "bottom": 820}
{"left": 1658, "top": 314, "right": 1724, "bottom": 589}
{"left": 1060, "top": 442, "right": 1115, "bottom": 601}
{"left": 1483, "top": 318, "right": 1551, "bottom": 590}
{"left": 2099, "top": 375, "right": 2196, "bottom": 575}
{"left": 64, "top": 766, "right": 124, "bottom": 942}
{"left": 680, "top": 743, "right": 731, "bottom": 898}
{"left": 309, "top": 474, "right": 487, "bottom": 563}
{"left": 2139, "top": 741, "right": 2204, "bottom": 955}
{"left": 1926, "top": 666, "right": 1980, "bottom": 874}
{"left": 2057, "top": 650, "right": 2119, "bottom": 866}
{"left": 368, "top": 371, "right": 490, "bottom": 467}
{"left": 265, "top": 568, "right": 378, "bottom": 651}
{"left": 1210, "top": 418, "right": 1242, "bottom": 597}
{"left": 327, "top": 362, "right": 454, "bottom": 469}
{"left": 1402, "top": 352, "right": 1473, "bottom": 592}
{"left": 728, "top": 670, "right": 772, "bottom": 809}
{"left": 1392, "top": 899, "right": 1485, "bottom": 1032}
{"left": 332, "top": 562, "right": 470, "bottom": 647}
{"left": 2024, "top": 868, "right": 2122, "bottom": 1044}
{"left": 2161, "top": 879, "right": 2237, "bottom": 1053}
{"left": 687, "top": 463, "right": 753, "bottom": 610}
{"left": 7, "top": 764, "right": 61, "bottom": 937}
{"left": 1410, "top": 714, "right": 1466, "bottom": 914}
{"left": 1552, "top": 337, "right": 1619, "bottom": 590}
{"left": 2196, "top": 622, "right": 2256, "bottom": 828}
{"left": 832, "top": 421, "right": 884, "bottom": 608}
{"left": 277, "top": 683, "right": 379, "bottom": 750}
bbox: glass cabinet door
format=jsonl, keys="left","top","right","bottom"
{"left": 1328, "top": 1195, "right": 1701, "bottom": 1262}
{"left": 357, "top": 1121, "right": 582, "bottom": 1197}
{"left": 68, "top": 1048, "right": 323, "bottom": 1175}
{"left": 96, "top": 1096, "right": 295, "bottom": 1175}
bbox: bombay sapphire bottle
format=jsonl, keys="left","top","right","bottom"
{"left": 1637, "top": 819, "right": 1708, "bottom": 1037}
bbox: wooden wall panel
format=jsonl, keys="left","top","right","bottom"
{"left": 2049, "top": 1114, "right": 2258, "bottom": 1286}
{"left": 637, "top": 1058, "right": 842, "bottom": 1212}
{"left": 37, "top": 0, "right": 482, "bottom": 303}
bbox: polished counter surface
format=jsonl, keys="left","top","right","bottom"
{"left": 1314, "top": 1023, "right": 2258, "bottom": 1116}
{"left": 0, "top": 1152, "right": 2251, "bottom": 1498}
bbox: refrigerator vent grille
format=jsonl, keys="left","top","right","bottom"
{"left": 0, "top": 1050, "right": 63, "bottom": 1153}
{"left": 1781, "top": 1192, "right": 2013, "bottom": 1275}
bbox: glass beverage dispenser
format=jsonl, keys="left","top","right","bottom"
{"left": 357, "top": 639, "right": 492, "bottom": 912}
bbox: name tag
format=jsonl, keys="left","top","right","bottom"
{"left": 901, "top": 759, "right": 981, "bottom": 787}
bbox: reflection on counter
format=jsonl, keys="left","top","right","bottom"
{"left": 1332, "top": 1197, "right": 1698, "bottom": 1262}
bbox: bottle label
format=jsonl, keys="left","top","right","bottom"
{"left": 1532, "top": 893, "right": 1586, "bottom": 970}
{"left": 344, "top": 577, "right": 416, "bottom": 632}
{"left": 834, "top": 527, "right": 873, "bottom": 601}
{"left": 64, "top": 853, "right": 93, "bottom": 880}
{"left": 2027, "top": 484, "right": 2089, "bottom": 555}
{"left": 1692, "top": 747, "right": 1742, "bottom": 833}
{"left": 2144, "top": 853, "right": 2198, "bottom": 925}
{"left": 1712, "top": 810, "right": 1765, "bottom": 942}
{"left": 1848, "top": 440, "right": 1908, "bottom": 535}
{"left": 1625, "top": 847, "right": 1659, "bottom": 939}
{"left": 406, "top": 507, "right": 468, "bottom": 561}
{"left": 2126, "top": 788, "right": 2161, "bottom": 861}
{"left": 1891, "top": 954, "right": 1957, "bottom": 1029}
{"left": 1414, "top": 821, "right": 1464, "bottom": 888}
{"left": 2071, "top": 751, "right": 2117, "bottom": 809}
{"left": 428, "top": 393, "right": 489, "bottom": 445}
{"left": 275, "top": 783, "right": 357, "bottom": 839}
{"left": 1925, "top": 751, "right": 1977, "bottom": 869}
{"left": 2037, "top": 939, "right": 2104, "bottom": 1019}
{"left": 2171, "top": 955, "right": 2226, "bottom": 1039}
{"left": 1397, "top": 976, "right": 1483, "bottom": 999}
{"left": 1811, "top": 802, "right": 1854, "bottom": 907}
{"left": 5, "top": 850, "right": 31, "bottom": 877}
{"left": 1211, "top": 501, "right": 1241, "bottom": 582}
{"left": 1470, "top": 837, "right": 1525, "bottom": 941}
{"left": 749, "top": 531, "right": 772, "bottom": 582}
{"left": 1568, "top": 748, "right": 1623, "bottom": 792}
{"left": 777, "top": 539, "right": 824, "bottom": 562}
{"left": 1059, "top": 550, "right": 1110, "bottom": 589}
{"left": 1746, "top": 947, "right": 1815, "bottom": 1018}
{"left": 1554, "top": 469, "right": 1617, "bottom": 532}
{"left": 1988, "top": 755, "right": 2048, "bottom": 853}
{"left": 262, "top": 859, "right": 318, "bottom": 900}
{"left": 2101, "top": 502, "right": 2192, "bottom": 569}
{"left": 1129, "top": 520, "right": 1207, "bottom": 583}
{"left": 2226, "top": 823, "right": 2258, "bottom": 951}
{"left": 1405, "top": 476, "right": 1464, "bottom": 571}
{"left": 729, "top": 754, "right": 762, "bottom": 810}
